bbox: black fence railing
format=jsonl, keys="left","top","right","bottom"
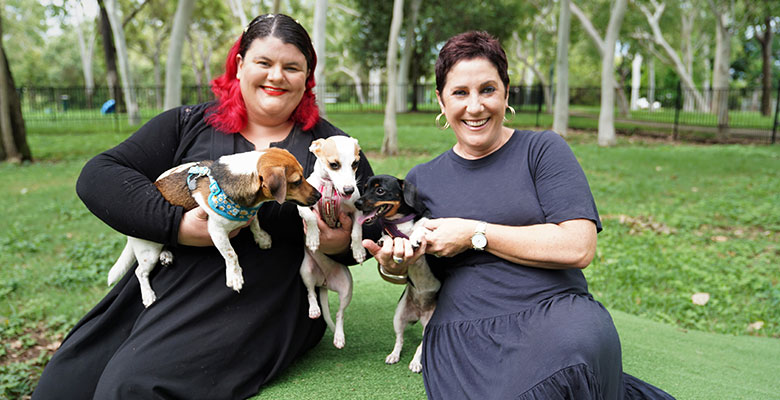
{"left": 19, "top": 83, "right": 779, "bottom": 142}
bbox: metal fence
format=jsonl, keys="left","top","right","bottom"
{"left": 19, "top": 83, "right": 779, "bottom": 142}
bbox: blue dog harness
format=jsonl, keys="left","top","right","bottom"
{"left": 187, "top": 166, "right": 261, "bottom": 222}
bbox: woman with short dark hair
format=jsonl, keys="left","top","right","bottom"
{"left": 366, "top": 31, "right": 674, "bottom": 399}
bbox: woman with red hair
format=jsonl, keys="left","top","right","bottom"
{"left": 34, "top": 14, "right": 375, "bottom": 400}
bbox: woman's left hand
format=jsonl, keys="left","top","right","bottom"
{"left": 423, "top": 218, "right": 478, "bottom": 258}
{"left": 313, "top": 210, "right": 353, "bottom": 255}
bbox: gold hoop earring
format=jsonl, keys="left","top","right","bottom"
{"left": 503, "top": 105, "right": 516, "bottom": 122}
{"left": 435, "top": 112, "right": 450, "bottom": 130}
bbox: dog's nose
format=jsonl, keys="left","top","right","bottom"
{"left": 354, "top": 198, "right": 364, "bottom": 208}
{"left": 343, "top": 186, "right": 355, "bottom": 196}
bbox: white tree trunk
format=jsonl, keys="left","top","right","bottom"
{"left": 512, "top": 32, "right": 553, "bottom": 112}
{"left": 369, "top": 68, "right": 381, "bottom": 104}
{"left": 647, "top": 49, "right": 655, "bottom": 111}
{"left": 637, "top": 0, "right": 708, "bottom": 112}
{"left": 227, "top": 0, "right": 248, "bottom": 27}
{"left": 164, "top": 0, "right": 195, "bottom": 110}
{"left": 382, "top": 0, "right": 404, "bottom": 156}
{"left": 681, "top": 7, "right": 695, "bottom": 111}
{"left": 313, "top": 0, "right": 328, "bottom": 118}
{"left": 552, "top": 0, "right": 571, "bottom": 137}
{"left": 104, "top": 0, "right": 140, "bottom": 124}
{"left": 337, "top": 64, "right": 365, "bottom": 104}
{"left": 596, "top": 0, "right": 627, "bottom": 147}
{"left": 396, "top": 0, "right": 421, "bottom": 113}
{"left": 569, "top": 1, "right": 629, "bottom": 115}
{"left": 72, "top": 1, "right": 95, "bottom": 103}
{"left": 630, "top": 53, "right": 642, "bottom": 110}
{"left": 708, "top": 0, "right": 731, "bottom": 139}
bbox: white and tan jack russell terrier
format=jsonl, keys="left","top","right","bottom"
{"left": 298, "top": 136, "right": 365, "bottom": 349}
{"left": 108, "top": 148, "right": 321, "bottom": 307}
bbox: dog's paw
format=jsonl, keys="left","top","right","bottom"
{"left": 352, "top": 244, "right": 366, "bottom": 264}
{"left": 141, "top": 289, "right": 157, "bottom": 308}
{"left": 305, "top": 234, "right": 320, "bottom": 252}
{"left": 409, "top": 359, "right": 423, "bottom": 373}
{"left": 385, "top": 353, "right": 401, "bottom": 365}
{"left": 308, "top": 304, "right": 322, "bottom": 319}
{"left": 159, "top": 250, "right": 174, "bottom": 266}
{"left": 226, "top": 268, "right": 244, "bottom": 292}
{"left": 254, "top": 230, "right": 272, "bottom": 249}
{"left": 333, "top": 333, "right": 345, "bottom": 349}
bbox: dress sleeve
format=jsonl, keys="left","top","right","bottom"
{"left": 75, "top": 107, "right": 187, "bottom": 245}
{"left": 530, "top": 131, "right": 602, "bottom": 232}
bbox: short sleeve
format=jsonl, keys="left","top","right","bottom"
{"left": 529, "top": 131, "right": 602, "bottom": 232}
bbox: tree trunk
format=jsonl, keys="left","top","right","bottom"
{"left": 756, "top": 16, "right": 773, "bottom": 116}
{"left": 313, "top": 0, "right": 328, "bottom": 118}
{"left": 647, "top": 50, "right": 655, "bottom": 111}
{"left": 0, "top": 12, "right": 31, "bottom": 163}
{"left": 382, "top": 0, "right": 404, "bottom": 156}
{"left": 73, "top": 1, "right": 96, "bottom": 109}
{"left": 164, "top": 0, "right": 195, "bottom": 110}
{"left": 104, "top": 0, "right": 140, "bottom": 125}
{"left": 552, "top": 0, "right": 571, "bottom": 137}
{"left": 512, "top": 32, "right": 553, "bottom": 113}
{"left": 97, "top": 0, "right": 121, "bottom": 111}
{"left": 569, "top": 1, "right": 630, "bottom": 117}
{"left": 597, "top": 0, "right": 627, "bottom": 147}
{"left": 396, "top": 0, "right": 421, "bottom": 113}
{"left": 630, "top": 54, "right": 642, "bottom": 110}
{"left": 227, "top": 0, "right": 248, "bottom": 27}
{"left": 337, "top": 64, "right": 366, "bottom": 104}
{"left": 681, "top": 8, "right": 695, "bottom": 112}
{"left": 709, "top": 0, "right": 731, "bottom": 140}
{"left": 637, "top": 1, "right": 708, "bottom": 112}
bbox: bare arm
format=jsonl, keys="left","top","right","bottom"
{"left": 423, "top": 218, "right": 597, "bottom": 270}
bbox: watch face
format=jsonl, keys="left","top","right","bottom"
{"left": 472, "top": 234, "right": 487, "bottom": 249}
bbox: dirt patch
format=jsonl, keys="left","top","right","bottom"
{"left": 1, "top": 323, "right": 62, "bottom": 367}
{"left": 602, "top": 214, "right": 676, "bottom": 235}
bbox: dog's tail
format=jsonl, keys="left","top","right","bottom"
{"left": 319, "top": 288, "right": 336, "bottom": 332}
{"left": 108, "top": 238, "right": 136, "bottom": 286}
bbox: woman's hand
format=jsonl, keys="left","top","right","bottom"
{"left": 311, "top": 210, "right": 353, "bottom": 255}
{"left": 362, "top": 236, "right": 426, "bottom": 279}
{"left": 177, "top": 206, "right": 246, "bottom": 247}
{"left": 423, "top": 218, "right": 476, "bottom": 258}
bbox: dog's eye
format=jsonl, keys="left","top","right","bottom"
{"left": 329, "top": 161, "right": 340, "bottom": 170}
{"left": 351, "top": 160, "right": 359, "bottom": 170}
{"left": 375, "top": 188, "right": 385, "bottom": 195}
{"left": 293, "top": 178, "right": 302, "bottom": 186}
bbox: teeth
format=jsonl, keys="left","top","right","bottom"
{"left": 464, "top": 119, "right": 488, "bottom": 127}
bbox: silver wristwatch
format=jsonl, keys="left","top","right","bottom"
{"left": 471, "top": 222, "right": 488, "bottom": 251}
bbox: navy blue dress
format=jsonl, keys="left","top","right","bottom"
{"left": 406, "top": 130, "right": 673, "bottom": 399}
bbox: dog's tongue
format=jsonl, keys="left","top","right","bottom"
{"left": 357, "top": 209, "right": 378, "bottom": 225}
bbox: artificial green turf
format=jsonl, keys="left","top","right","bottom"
{"left": 257, "top": 262, "right": 780, "bottom": 399}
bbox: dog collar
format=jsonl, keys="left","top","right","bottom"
{"left": 187, "top": 166, "right": 261, "bottom": 222}
{"left": 379, "top": 214, "right": 416, "bottom": 239}
{"left": 318, "top": 180, "right": 341, "bottom": 228}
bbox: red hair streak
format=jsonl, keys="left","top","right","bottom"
{"left": 207, "top": 36, "right": 320, "bottom": 133}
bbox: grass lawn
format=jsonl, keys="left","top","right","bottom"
{"left": 1, "top": 111, "right": 778, "bottom": 398}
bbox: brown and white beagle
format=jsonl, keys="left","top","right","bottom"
{"left": 108, "top": 148, "right": 321, "bottom": 307}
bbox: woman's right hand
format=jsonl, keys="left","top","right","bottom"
{"left": 177, "top": 206, "right": 245, "bottom": 246}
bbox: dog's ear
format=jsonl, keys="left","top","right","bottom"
{"left": 309, "top": 139, "right": 325, "bottom": 156}
{"left": 262, "top": 166, "right": 288, "bottom": 204}
{"left": 402, "top": 181, "right": 430, "bottom": 217}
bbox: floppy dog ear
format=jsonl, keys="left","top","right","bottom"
{"left": 262, "top": 167, "right": 288, "bottom": 204}
{"left": 402, "top": 181, "right": 430, "bottom": 217}
{"left": 309, "top": 139, "right": 325, "bottom": 157}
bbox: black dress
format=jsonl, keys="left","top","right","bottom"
{"left": 405, "top": 130, "right": 673, "bottom": 399}
{"left": 32, "top": 102, "right": 376, "bottom": 400}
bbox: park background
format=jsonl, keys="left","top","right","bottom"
{"left": 1, "top": 0, "right": 779, "bottom": 398}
